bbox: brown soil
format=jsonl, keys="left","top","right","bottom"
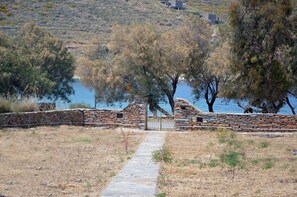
{"left": 0, "top": 126, "right": 145, "bottom": 197}
{"left": 159, "top": 130, "right": 297, "bottom": 197}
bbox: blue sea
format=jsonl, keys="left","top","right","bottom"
{"left": 49, "top": 79, "right": 297, "bottom": 115}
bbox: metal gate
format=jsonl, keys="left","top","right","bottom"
{"left": 146, "top": 104, "right": 175, "bottom": 131}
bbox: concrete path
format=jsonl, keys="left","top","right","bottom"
{"left": 101, "top": 131, "right": 166, "bottom": 197}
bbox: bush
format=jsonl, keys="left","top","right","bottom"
{"left": 69, "top": 103, "right": 91, "bottom": 109}
{"left": 0, "top": 98, "right": 11, "bottom": 113}
{"left": 0, "top": 98, "right": 37, "bottom": 113}
{"left": 216, "top": 128, "right": 236, "bottom": 144}
{"left": 220, "top": 150, "right": 245, "bottom": 178}
{"left": 259, "top": 141, "right": 270, "bottom": 148}
{"left": 152, "top": 146, "right": 173, "bottom": 163}
{"left": 208, "top": 159, "right": 219, "bottom": 168}
{"left": 220, "top": 151, "right": 241, "bottom": 168}
{"left": 11, "top": 99, "right": 37, "bottom": 112}
{"left": 0, "top": 4, "right": 9, "bottom": 14}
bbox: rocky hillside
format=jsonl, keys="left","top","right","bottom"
{"left": 0, "top": 0, "right": 183, "bottom": 52}
{"left": 1, "top": 0, "right": 296, "bottom": 53}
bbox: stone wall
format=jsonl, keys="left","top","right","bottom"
{"left": 0, "top": 103, "right": 146, "bottom": 129}
{"left": 2, "top": 99, "right": 297, "bottom": 132}
{"left": 0, "top": 110, "right": 85, "bottom": 128}
{"left": 174, "top": 99, "right": 297, "bottom": 132}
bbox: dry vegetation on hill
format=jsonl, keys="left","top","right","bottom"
{"left": 187, "top": 0, "right": 297, "bottom": 19}
{"left": 0, "top": 0, "right": 182, "bottom": 51}
{"left": 1, "top": 0, "right": 297, "bottom": 52}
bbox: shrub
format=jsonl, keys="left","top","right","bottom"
{"left": 69, "top": 103, "right": 91, "bottom": 109}
{"left": 208, "top": 159, "right": 219, "bottom": 168}
{"left": 216, "top": 128, "right": 236, "bottom": 144}
{"left": 11, "top": 99, "right": 37, "bottom": 112}
{"left": 263, "top": 161, "right": 273, "bottom": 169}
{"left": 220, "top": 150, "right": 245, "bottom": 178}
{"left": 259, "top": 141, "right": 270, "bottom": 148}
{"left": 220, "top": 151, "right": 241, "bottom": 167}
{"left": 0, "top": 98, "right": 37, "bottom": 113}
{"left": 43, "top": 2, "right": 54, "bottom": 9}
{"left": 0, "top": 4, "right": 9, "bottom": 14}
{"left": 0, "top": 98, "right": 11, "bottom": 113}
{"left": 152, "top": 146, "right": 172, "bottom": 163}
{"left": 157, "top": 193, "right": 166, "bottom": 197}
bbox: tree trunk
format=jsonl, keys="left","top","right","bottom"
{"left": 205, "top": 85, "right": 217, "bottom": 113}
{"left": 168, "top": 95, "right": 175, "bottom": 115}
{"left": 165, "top": 76, "right": 178, "bottom": 114}
{"left": 207, "top": 102, "right": 214, "bottom": 113}
{"left": 286, "top": 97, "right": 296, "bottom": 115}
{"left": 155, "top": 104, "right": 171, "bottom": 116}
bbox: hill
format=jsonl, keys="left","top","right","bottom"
{"left": 1, "top": 0, "right": 297, "bottom": 52}
{"left": 0, "top": 0, "right": 183, "bottom": 52}
{"left": 187, "top": 0, "right": 297, "bottom": 19}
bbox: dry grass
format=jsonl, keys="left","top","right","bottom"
{"left": 0, "top": 126, "right": 145, "bottom": 197}
{"left": 159, "top": 130, "right": 297, "bottom": 197}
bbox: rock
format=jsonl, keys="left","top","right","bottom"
{"left": 0, "top": 12, "right": 6, "bottom": 20}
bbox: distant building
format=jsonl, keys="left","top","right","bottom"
{"left": 169, "top": 0, "right": 183, "bottom": 10}
{"left": 208, "top": 13, "right": 219, "bottom": 25}
{"left": 200, "top": 13, "right": 219, "bottom": 25}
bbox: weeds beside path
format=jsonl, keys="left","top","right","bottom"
{"left": 158, "top": 130, "right": 297, "bottom": 197}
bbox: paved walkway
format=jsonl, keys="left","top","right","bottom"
{"left": 101, "top": 131, "right": 166, "bottom": 197}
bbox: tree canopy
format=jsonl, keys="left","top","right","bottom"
{"left": 0, "top": 22, "right": 75, "bottom": 101}
{"left": 226, "top": 0, "right": 297, "bottom": 113}
{"left": 78, "top": 18, "right": 209, "bottom": 114}
{"left": 185, "top": 24, "right": 232, "bottom": 112}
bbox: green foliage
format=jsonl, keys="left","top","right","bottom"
{"left": 43, "top": 2, "right": 54, "bottom": 9}
{"left": 0, "top": 22, "right": 75, "bottom": 102}
{"left": 215, "top": 129, "right": 246, "bottom": 178}
{"left": 250, "top": 159, "right": 259, "bottom": 165}
{"left": 152, "top": 146, "right": 173, "bottom": 163}
{"left": 157, "top": 193, "right": 166, "bottom": 197}
{"left": 258, "top": 141, "right": 270, "bottom": 148}
{"left": 208, "top": 159, "right": 219, "bottom": 168}
{"left": 40, "top": 11, "right": 48, "bottom": 16}
{"left": 227, "top": 0, "right": 297, "bottom": 113}
{"left": 249, "top": 157, "right": 278, "bottom": 169}
{"left": 263, "top": 161, "right": 274, "bottom": 169}
{"left": 0, "top": 4, "right": 9, "bottom": 14}
{"left": 220, "top": 151, "right": 242, "bottom": 168}
{"left": 69, "top": 103, "right": 91, "bottom": 109}
{"left": 78, "top": 19, "right": 209, "bottom": 114}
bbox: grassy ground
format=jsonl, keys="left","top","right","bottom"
{"left": 0, "top": 126, "right": 145, "bottom": 197}
{"left": 158, "top": 130, "right": 297, "bottom": 197}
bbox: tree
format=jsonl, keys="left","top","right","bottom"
{"left": 185, "top": 22, "right": 232, "bottom": 112}
{"left": 78, "top": 26, "right": 167, "bottom": 113}
{"left": 226, "top": 0, "right": 297, "bottom": 113}
{"left": 78, "top": 21, "right": 208, "bottom": 114}
{"left": 0, "top": 22, "right": 75, "bottom": 101}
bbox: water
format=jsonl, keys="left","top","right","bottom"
{"left": 50, "top": 79, "right": 297, "bottom": 115}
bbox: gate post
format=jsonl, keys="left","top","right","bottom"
{"left": 144, "top": 101, "right": 148, "bottom": 130}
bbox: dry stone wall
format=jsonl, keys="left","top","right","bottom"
{"left": 1, "top": 99, "right": 296, "bottom": 132}
{"left": 0, "top": 103, "right": 146, "bottom": 129}
{"left": 174, "top": 99, "right": 297, "bottom": 132}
